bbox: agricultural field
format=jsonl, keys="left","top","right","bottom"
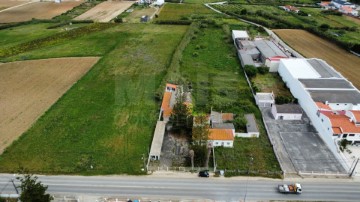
{"left": 0, "top": 23, "right": 188, "bottom": 174}
{"left": 274, "top": 29, "right": 360, "bottom": 89}
{"left": 212, "top": 4, "right": 360, "bottom": 47}
{"left": 0, "top": 0, "right": 30, "bottom": 11}
{"left": 117, "top": 5, "right": 157, "bottom": 23}
{"left": 0, "top": 1, "right": 83, "bottom": 23}
{"left": 74, "top": 1, "right": 134, "bottom": 22}
{"left": 180, "top": 22, "right": 281, "bottom": 175}
{"left": 0, "top": 57, "right": 99, "bottom": 154}
{"left": 156, "top": 3, "right": 214, "bottom": 21}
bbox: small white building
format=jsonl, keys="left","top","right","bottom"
{"left": 235, "top": 114, "right": 260, "bottom": 138}
{"left": 272, "top": 104, "right": 303, "bottom": 120}
{"left": 255, "top": 92, "right": 275, "bottom": 107}
{"left": 208, "top": 129, "right": 234, "bottom": 148}
{"left": 232, "top": 30, "right": 250, "bottom": 41}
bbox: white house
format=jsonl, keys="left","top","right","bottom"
{"left": 255, "top": 92, "right": 275, "bottom": 107}
{"left": 332, "top": 0, "right": 356, "bottom": 9}
{"left": 208, "top": 129, "right": 234, "bottom": 148}
{"left": 271, "top": 104, "right": 303, "bottom": 120}
{"left": 232, "top": 30, "right": 250, "bottom": 41}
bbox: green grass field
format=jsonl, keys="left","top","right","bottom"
{"left": 180, "top": 22, "right": 281, "bottom": 174}
{"left": 252, "top": 73, "right": 292, "bottom": 97}
{"left": 0, "top": 24, "right": 188, "bottom": 174}
{"left": 156, "top": 3, "right": 214, "bottom": 21}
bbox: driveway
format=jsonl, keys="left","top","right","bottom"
{"left": 261, "top": 107, "right": 346, "bottom": 174}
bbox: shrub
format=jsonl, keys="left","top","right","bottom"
{"left": 319, "top": 23, "right": 330, "bottom": 31}
{"left": 244, "top": 65, "right": 257, "bottom": 78}
{"left": 257, "top": 66, "right": 268, "bottom": 75}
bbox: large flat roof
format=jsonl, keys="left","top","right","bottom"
{"left": 280, "top": 59, "right": 321, "bottom": 79}
{"left": 307, "top": 59, "right": 341, "bottom": 78}
{"left": 299, "top": 78, "right": 354, "bottom": 89}
{"left": 245, "top": 113, "right": 259, "bottom": 133}
{"left": 308, "top": 90, "right": 360, "bottom": 104}
{"left": 149, "top": 121, "right": 166, "bottom": 157}
{"left": 254, "top": 40, "right": 287, "bottom": 58}
{"left": 238, "top": 52, "right": 255, "bottom": 66}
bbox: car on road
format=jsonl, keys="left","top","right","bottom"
{"left": 198, "top": 170, "right": 209, "bottom": 177}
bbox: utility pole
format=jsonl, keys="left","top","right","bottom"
{"left": 349, "top": 158, "right": 359, "bottom": 177}
{"left": 212, "top": 146, "right": 216, "bottom": 172}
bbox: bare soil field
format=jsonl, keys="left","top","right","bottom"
{"left": 273, "top": 29, "right": 360, "bottom": 89}
{"left": 74, "top": 1, "right": 134, "bottom": 22}
{"left": 0, "top": 0, "right": 31, "bottom": 11}
{"left": 0, "top": 1, "right": 83, "bottom": 23}
{"left": 345, "top": 15, "right": 360, "bottom": 25}
{"left": 0, "top": 57, "right": 99, "bottom": 153}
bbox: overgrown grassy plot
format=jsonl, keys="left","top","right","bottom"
{"left": 2, "top": 25, "right": 129, "bottom": 62}
{"left": 252, "top": 73, "right": 292, "bottom": 97}
{"left": 0, "top": 24, "right": 188, "bottom": 174}
{"left": 156, "top": 3, "right": 215, "bottom": 21}
{"left": 180, "top": 22, "right": 281, "bottom": 176}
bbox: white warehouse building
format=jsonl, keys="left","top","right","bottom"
{"left": 278, "top": 58, "right": 360, "bottom": 159}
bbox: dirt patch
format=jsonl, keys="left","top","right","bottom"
{"left": 0, "top": 57, "right": 99, "bottom": 153}
{"left": 0, "top": 1, "right": 83, "bottom": 23}
{"left": 123, "top": 7, "right": 157, "bottom": 23}
{"left": 273, "top": 29, "right": 360, "bottom": 89}
{"left": 74, "top": 1, "right": 134, "bottom": 22}
{"left": 0, "top": 0, "right": 31, "bottom": 11}
{"left": 160, "top": 130, "right": 190, "bottom": 168}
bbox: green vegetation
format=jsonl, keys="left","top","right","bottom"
{"left": 180, "top": 21, "right": 281, "bottom": 175}
{"left": 17, "top": 174, "right": 52, "bottom": 202}
{"left": 0, "top": 24, "right": 188, "bottom": 174}
{"left": 252, "top": 72, "right": 293, "bottom": 97}
{"left": 0, "top": 23, "right": 114, "bottom": 59}
{"left": 156, "top": 3, "right": 215, "bottom": 21}
{"left": 212, "top": 4, "right": 360, "bottom": 51}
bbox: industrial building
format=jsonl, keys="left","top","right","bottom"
{"left": 232, "top": 30, "right": 288, "bottom": 70}
{"left": 277, "top": 58, "right": 360, "bottom": 158}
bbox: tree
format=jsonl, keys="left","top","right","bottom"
{"left": 17, "top": 174, "right": 53, "bottom": 202}
{"left": 169, "top": 88, "right": 193, "bottom": 132}
{"left": 244, "top": 65, "right": 257, "bottom": 78}
{"left": 192, "top": 114, "right": 210, "bottom": 146}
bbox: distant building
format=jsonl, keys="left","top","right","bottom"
{"left": 331, "top": 0, "right": 356, "bottom": 9}
{"left": 281, "top": 5, "right": 300, "bottom": 13}
{"left": 339, "top": 6, "right": 358, "bottom": 16}
{"left": 232, "top": 30, "right": 250, "bottom": 41}
{"left": 208, "top": 129, "right": 234, "bottom": 148}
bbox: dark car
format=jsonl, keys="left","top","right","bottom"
{"left": 198, "top": 170, "right": 209, "bottom": 177}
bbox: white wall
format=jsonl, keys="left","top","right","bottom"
{"left": 208, "top": 140, "right": 233, "bottom": 148}
{"left": 275, "top": 113, "right": 302, "bottom": 120}
{"left": 235, "top": 132, "right": 259, "bottom": 138}
{"left": 278, "top": 62, "right": 342, "bottom": 160}
{"left": 266, "top": 60, "right": 280, "bottom": 72}
{"left": 328, "top": 103, "right": 353, "bottom": 111}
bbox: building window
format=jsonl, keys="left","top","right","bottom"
{"left": 227, "top": 142, "right": 230, "bottom": 145}
{"left": 321, "top": 119, "right": 324, "bottom": 122}
{"left": 337, "top": 104, "right": 339, "bottom": 106}
{"left": 215, "top": 142, "right": 219, "bottom": 145}
{"left": 349, "top": 134, "right": 355, "bottom": 137}
{"left": 343, "top": 134, "right": 348, "bottom": 138}
{"left": 333, "top": 134, "right": 338, "bottom": 136}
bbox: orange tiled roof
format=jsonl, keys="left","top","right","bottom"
{"left": 222, "top": 113, "right": 234, "bottom": 121}
{"left": 322, "top": 111, "right": 360, "bottom": 133}
{"left": 351, "top": 110, "right": 360, "bottom": 122}
{"left": 341, "top": 6, "right": 353, "bottom": 13}
{"left": 209, "top": 129, "right": 234, "bottom": 141}
{"left": 161, "top": 92, "right": 172, "bottom": 117}
{"left": 332, "top": 127, "right": 342, "bottom": 134}
{"left": 316, "top": 102, "right": 332, "bottom": 110}
{"left": 166, "top": 83, "right": 177, "bottom": 90}
{"left": 320, "top": 1, "right": 331, "bottom": 6}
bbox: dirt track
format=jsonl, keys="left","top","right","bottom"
{"left": 0, "top": 1, "right": 83, "bottom": 23}
{"left": 273, "top": 29, "right": 360, "bottom": 89}
{"left": 0, "top": 57, "right": 99, "bottom": 153}
{"left": 75, "top": 1, "right": 134, "bottom": 22}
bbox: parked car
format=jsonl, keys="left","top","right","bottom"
{"left": 198, "top": 170, "right": 209, "bottom": 177}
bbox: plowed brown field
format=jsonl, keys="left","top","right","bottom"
{"left": 0, "top": 1, "right": 83, "bottom": 23}
{"left": 0, "top": 0, "right": 30, "bottom": 11}
{"left": 273, "top": 29, "right": 360, "bottom": 89}
{"left": 74, "top": 1, "right": 134, "bottom": 22}
{"left": 0, "top": 57, "right": 99, "bottom": 153}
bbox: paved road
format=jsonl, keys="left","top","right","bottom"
{"left": 1, "top": 174, "right": 360, "bottom": 201}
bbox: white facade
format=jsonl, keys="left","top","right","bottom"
{"left": 208, "top": 140, "right": 234, "bottom": 148}
{"left": 271, "top": 105, "right": 302, "bottom": 120}
{"left": 255, "top": 92, "right": 275, "bottom": 107}
{"left": 266, "top": 59, "right": 280, "bottom": 72}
